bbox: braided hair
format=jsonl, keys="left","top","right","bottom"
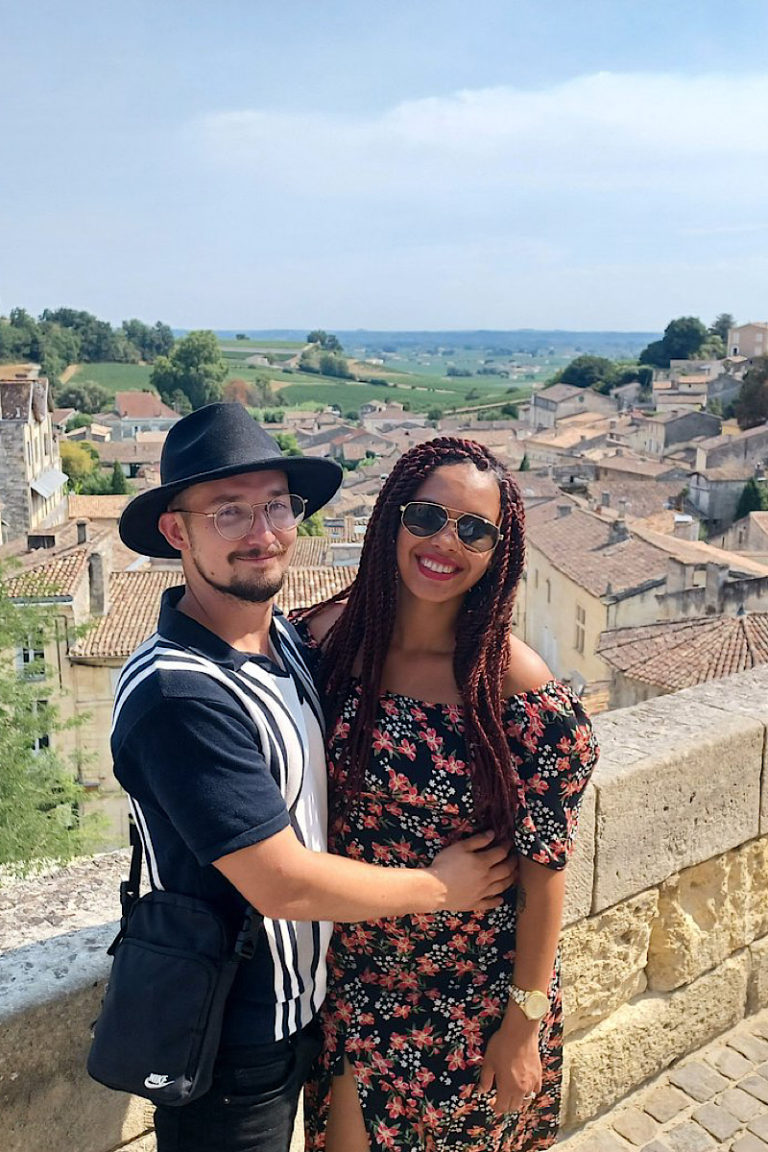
{"left": 306, "top": 437, "right": 526, "bottom": 841}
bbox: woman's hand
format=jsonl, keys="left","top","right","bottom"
{"left": 478, "top": 1009, "right": 543, "bottom": 1116}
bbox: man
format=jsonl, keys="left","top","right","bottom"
{"left": 113, "top": 403, "right": 513, "bottom": 1152}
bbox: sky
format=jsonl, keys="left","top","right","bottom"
{"left": 2, "top": 0, "right": 768, "bottom": 332}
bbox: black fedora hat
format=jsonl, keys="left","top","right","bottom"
{"left": 119, "top": 402, "right": 343, "bottom": 558}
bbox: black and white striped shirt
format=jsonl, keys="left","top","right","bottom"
{"left": 111, "top": 586, "right": 331, "bottom": 1046}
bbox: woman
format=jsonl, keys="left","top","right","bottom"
{"left": 294, "top": 437, "right": 598, "bottom": 1152}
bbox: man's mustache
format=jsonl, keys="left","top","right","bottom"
{"left": 228, "top": 547, "right": 288, "bottom": 562}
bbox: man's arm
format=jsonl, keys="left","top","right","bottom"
{"left": 215, "top": 825, "right": 513, "bottom": 922}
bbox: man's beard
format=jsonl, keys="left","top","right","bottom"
{"left": 190, "top": 549, "right": 287, "bottom": 604}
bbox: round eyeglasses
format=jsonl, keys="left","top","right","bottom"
{"left": 399, "top": 500, "right": 502, "bottom": 553}
{"left": 175, "top": 494, "right": 307, "bottom": 540}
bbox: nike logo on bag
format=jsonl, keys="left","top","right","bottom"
{"left": 144, "top": 1073, "right": 174, "bottom": 1089}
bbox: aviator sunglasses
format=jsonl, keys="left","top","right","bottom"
{"left": 399, "top": 500, "right": 502, "bottom": 553}
{"left": 175, "top": 494, "right": 307, "bottom": 540}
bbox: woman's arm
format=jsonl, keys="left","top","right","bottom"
{"left": 479, "top": 856, "right": 566, "bottom": 1115}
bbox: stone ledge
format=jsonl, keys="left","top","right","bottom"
{"left": 591, "top": 696, "right": 763, "bottom": 912}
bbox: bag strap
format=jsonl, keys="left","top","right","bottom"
{"left": 109, "top": 816, "right": 263, "bottom": 961}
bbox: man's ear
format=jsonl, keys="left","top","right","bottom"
{"left": 158, "top": 510, "right": 189, "bottom": 553}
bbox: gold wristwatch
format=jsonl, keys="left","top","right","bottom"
{"left": 509, "top": 984, "right": 549, "bottom": 1021}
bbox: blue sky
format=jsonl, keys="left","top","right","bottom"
{"left": 2, "top": 0, "right": 768, "bottom": 331}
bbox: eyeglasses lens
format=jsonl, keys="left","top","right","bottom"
{"left": 213, "top": 496, "right": 305, "bottom": 540}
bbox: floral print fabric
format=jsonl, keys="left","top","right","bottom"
{"left": 302, "top": 669, "right": 598, "bottom": 1152}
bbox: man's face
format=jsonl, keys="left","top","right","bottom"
{"left": 160, "top": 469, "right": 297, "bottom": 604}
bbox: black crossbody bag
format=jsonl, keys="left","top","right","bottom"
{"left": 87, "top": 821, "right": 262, "bottom": 1106}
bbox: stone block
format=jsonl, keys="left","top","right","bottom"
{"left": 612, "top": 1108, "right": 659, "bottom": 1146}
{"left": 564, "top": 782, "right": 596, "bottom": 926}
{"left": 561, "top": 890, "right": 658, "bottom": 1034}
{"left": 647, "top": 845, "right": 756, "bottom": 992}
{"left": 709, "top": 1047, "right": 754, "bottom": 1080}
{"left": 591, "top": 699, "right": 762, "bottom": 911}
{"left": 748, "top": 1114, "right": 768, "bottom": 1143}
{"left": 565, "top": 953, "right": 749, "bottom": 1126}
{"left": 719, "top": 1087, "right": 764, "bottom": 1121}
{"left": 740, "top": 1075, "right": 768, "bottom": 1105}
{"left": 692, "top": 1102, "right": 742, "bottom": 1142}
{"left": 732, "top": 1136, "right": 768, "bottom": 1152}
{"left": 0, "top": 925, "right": 155, "bottom": 1152}
{"left": 749, "top": 937, "right": 768, "bottom": 1013}
{"left": 730, "top": 1033, "right": 768, "bottom": 1061}
{"left": 643, "top": 1086, "right": 691, "bottom": 1122}
{"left": 664, "top": 1123, "right": 716, "bottom": 1152}
{"left": 577, "top": 1132, "right": 631, "bottom": 1152}
{"left": 678, "top": 667, "right": 768, "bottom": 836}
{"left": 668, "top": 1062, "right": 730, "bottom": 1102}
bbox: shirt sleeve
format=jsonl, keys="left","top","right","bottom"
{"left": 115, "top": 695, "right": 291, "bottom": 867}
{"left": 508, "top": 682, "right": 599, "bottom": 870}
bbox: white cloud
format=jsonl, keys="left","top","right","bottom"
{"left": 194, "top": 72, "right": 768, "bottom": 198}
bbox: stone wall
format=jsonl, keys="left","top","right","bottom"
{"left": 1, "top": 667, "right": 768, "bottom": 1151}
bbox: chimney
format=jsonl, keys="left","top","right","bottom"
{"left": 89, "top": 550, "right": 110, "bottom": 617}
{"left": 666, "top": 556, "right": 693, "bottom": 593}
{"left": 705, "top": 562, "right": 727, "bottom": 612}
{"left": 77, "top": 519, "right": 89, "bottom": 545}
{"left": 601, "top": 491, "right": 611, "bottom": 507}
{"left": 672, "top": 514, "right": 697, "bottom": 542}
{"left": 617, "top": 498, "right": 628, "bottom": 519}
{"left": 608, "top": 517, "right": 630, "bottom": 545}
{"left": 556, "top": 504, "right": 572, "bottom": 518}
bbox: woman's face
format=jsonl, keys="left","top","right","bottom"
{"left": 395, "top": 461, "right": 502, "bottom": 607}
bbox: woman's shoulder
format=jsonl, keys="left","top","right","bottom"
{"left": 502, "top": 635, "right": 554, "bottom": 697}
{"left": 300, "top": 601, "right": 347, "bottom": 647}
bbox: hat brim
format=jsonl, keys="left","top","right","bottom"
{"left": 119, "top": 456, "right": 343, "bottom": 559}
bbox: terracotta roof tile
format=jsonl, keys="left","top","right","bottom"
{"left": 598, "top": 614, "right": 768, "bottom": 691}
{"left": 114, "top": 392, "right": 177, "bottom": 419}
{"left": 68, "top": 494, "right": 131, "bottom": 520}
{"left": 527, "top": 508, "right": 668, "bottom": 597}
{"left": 70, "top": 565, "right": 358, "bottom": 659}
{"left": 3, "top": 549, "right": 90, "bottom": 599}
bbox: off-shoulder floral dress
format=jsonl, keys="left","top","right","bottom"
{"left": 295, "top": 633, "right": 598, "bottom": 1152}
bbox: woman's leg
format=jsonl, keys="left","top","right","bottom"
{"left": 323, "top": 1059, "right": 370, "bottom": 1152}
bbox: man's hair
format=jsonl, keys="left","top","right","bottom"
{"left": 303, "top": 437, "right": 526, "bottom": 841}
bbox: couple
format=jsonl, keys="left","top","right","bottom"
{"left": 114, "top": 402, "right": 598, "bottom": 1152}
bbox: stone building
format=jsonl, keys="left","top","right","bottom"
{"left": 0, "top": 377, "right": 67, "bottom": 542}
{"left": 628, "top": 409, "right": 721, "bottom": 459}
{"left": 727, "top": 321, "right": 768, "bottom": 358}
{"left": 528, "top": 383, "right": 616, "bottom": 430}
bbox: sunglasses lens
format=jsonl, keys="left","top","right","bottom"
{"left": 402, "top": 502, "right": 446, "bottom": 537}
{"left": 457, "top": 516, "right": 498, "bottom": 553}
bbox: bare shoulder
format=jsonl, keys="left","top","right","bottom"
{"left": 305, "top": 601, "right": 347, "bottom": 645}
{"left": 503, "top": 634, "right": 554, "bottom": 697}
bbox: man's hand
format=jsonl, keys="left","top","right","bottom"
{"left": 429, "top": 832, "right": 515, "bottom": 912}
{"left": 478, "top": 1011, "right": 542, "bottom": 1116}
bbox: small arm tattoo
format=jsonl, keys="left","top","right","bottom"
{"left": 517, "top": 885, "right": 528, "bottom": 914}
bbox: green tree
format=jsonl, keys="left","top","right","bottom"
{"left": 519, "top": 454, "right": 530, "bottom": 471}
{"left": 307, "top": 330, "right": 343, "bottom": 352}
{"left": 274, "top": 432, "right": 301, "bottom": 456}
{"left": 639, "top": 317, "right": 709, "bottom": 368}
{"left": 60, "top": 442, "right": 100, "bottom": 490}
{"left": 710, "top": 313, "right": 735, "bottom": 344}
{"left": 110, "top": 461, "right": 129, "bottom": 494}
{"left": 0, "top": 567, "right": 95, "bottom": 873}
{"left": 736, "top": 478, "right": 768, "bottom": 520}
{"left": 735, "top": 358, "right": 768, "bottom": 430}
{"left": 427, "top": 406, "right": 444, "bottom": 422}
{"left": 318, "top": 352, "right": 353, "bottom": 379}
{"left": 297, "top": 511, "right": 324, "bottom": 536}
{"left": 150, "top": 330, "right": 227, "bottom": 411}
{"left": 560, "top": 355, "right": 617, "bottom": 390}
{"left": 56, "top": 381, "right": 112, "bottom": 414}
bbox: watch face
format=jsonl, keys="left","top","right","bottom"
{"left": 525, "top": 991, "right": 549, "bottom": 1019}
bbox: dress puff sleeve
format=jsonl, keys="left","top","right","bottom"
{"left": 505, "top": 680, "right": 599, "bottom": 870}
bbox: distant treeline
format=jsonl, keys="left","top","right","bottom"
{"left": 209, "top": 329, "right": 661, "bottom": 358}
{"left": 0, "top": 307, "right": 174, "bottom": 385}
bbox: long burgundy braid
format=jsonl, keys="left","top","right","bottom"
{"left": 304, "top": 437, "right": 526, "bottom": 841}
